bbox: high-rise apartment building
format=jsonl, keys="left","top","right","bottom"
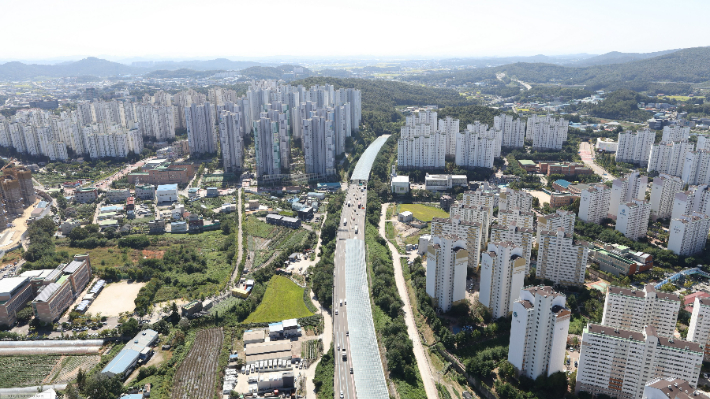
{"left": 425, "top": 235, "right": 468, "bottom": 312}
{"left": 498, "top": 188, "right": 533, "bottom": 212}
{"left": 450, "top": 204, "right": 491, "bottom": 245}
{"left": 649, "top": 174, "right": 684, "bottom": 219}
{"left": 495, "top": 114, "right": 526, "bottom": 149}
{"left": 460, "top": 185, "right": 497, "bottom": 217}
{"left": 609, "top": 171, "right": 648, "bottom": 219}
{"left": 601, "top": 285, "right": 680, "bottom": 338}
{"left": 615, "top": 129, "right": 655, "bottom": 165}
{"left": 508, "top": 286, "right": 570, "bottom": 379}
{"left": 303, "top": 115, "right": 335, "bottom": 177}
{"left": 397, "top": 115, "right": 446, "bottom": 169}
{"left": 576, "top": 324, "right": 702, "bottom": 399}
{"left": 536, "top": 228, "right": 589, "bottom": 285}
{"left": 253, "top": 115, "right": 280, "bottom": 178}
{"left": 661, "top": 125, "right": 691, "bottom": 142}
{"left": 687, "top": 297, "right": 710, "bottom": 361}
{"left": 672, "top": 185, "right": 710, "bottom": 220}
{"left": 438, "top": 116, "right": 459, "bottom": 157}
{"left": 490, "top": 223, "right": 535, "bottom": 275}
{"left": 455, "top": 123, "right": 496, "bottom": 169}
{"left": 218, "top": 111, "right": 244, "bottom": 173}
{"left": 431, "top": 217, "right": 483, "bottom": 270}
{"left": 579, "top": 184, "right": 611, "bottom": 224}
{"left": 136, "top": 104, "right": 175, "bottom": 141}
{"left": 668, "top": 212, "right": 710, "bottom": 256}
{"left": 536, "top": 209, "right": 576, "bottom": 238}
{"left": 616, "top": 199, "right": 652, "bottom": 240}
{"left": 479, "top": 242, "right": 526, "bottom": 319}
{"left": 682, "top": 149, "right": 710, "bottom": 186}
{"left": 499, "top": 208, "right": 534, "bottom": 230}
{"left": 648, "top": 140, "right": 695, "bottom": 177}
{"left": 528, "top": 115, "right": 568, "bottom": 150}
{"left": 185, "top": 102, "right": 216, "bottom": 155}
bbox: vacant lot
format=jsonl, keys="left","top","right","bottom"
{"left": 90, "top": 281, "right": 146, "bottom": 316}
{"left": 245, "top": 276, "right": 313, "bottom": 323}
{"left": 171, "top": 328, "right": 223, "bottom": 399}
{"left": 399, "top": 204, "right": 449, "bottom": 222}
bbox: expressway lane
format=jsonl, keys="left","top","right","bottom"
{"left": 333, "top": 183, "right": 367, "bottom": 399}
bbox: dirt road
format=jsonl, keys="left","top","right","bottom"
{"left": 304, "top": 292, "right": 333, "bottom": 399}
{"left": 378, "top": 203, "right": 438, "bottom": 399}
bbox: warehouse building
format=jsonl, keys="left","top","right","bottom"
{"left": 102, "top": 329, "right": 158, "bottom": 379}
{"left": 245, "top": 341, "right": 292, "bottom": 365}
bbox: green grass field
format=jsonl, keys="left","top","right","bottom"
{"left": 399, "top": 204, "right": 449, "bottom": 222}
{"left": 245, "top": 275, "right": 313, "bottom": 323}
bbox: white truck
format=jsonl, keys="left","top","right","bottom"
{"left": 342, "top": 348, "right": 347, "bottom": 360}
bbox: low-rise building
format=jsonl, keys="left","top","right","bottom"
{"left": 74, "top": 187, "right": 98, "bottom": 203}
{"left": 148, "top": 219, "right": 165, "bottom": 234}
{"left": 391, "top": 175, "right": 410, "bottom": 194}
{"left": 135, "top": 184, "right": 155, "bottom": 200}
{"left": 32, "top": 281, "right": 73, "bottom": 324}
{"left": 156, "top": 184, "right": 179, "bottom": 203}
{"left": 170, "top": 221, "right": 188, "bottom": 233}
{"left": 549, "top": 192, "right": 577, "bottom": 208}
{"left": 102, "top": 329, "right": 158, "bottom": 379}
{"left": 596, "top": 137, "right": 618, "bottom": 152}
{"left": 265, "top": 214, "right": 301, "bottom": 229}
{"left": 542, "top": 162, "right": 593, "bottom": 176}
{"left": 127, "top": 161, "right": 197, "bottom": 186}
{"left": 106, "top": 189, "right": 130, "bottom": 203}
{"left": 588, "top": 244, "right": 652, "bottom": 276}
{"left": 398, "top": 211, "right": 413, "bottom": 222}
{"left": 518, "top": 159, "right": 537, "bottom": 172}
{"left": 424, "top": 174, "right": 467, "bottom": 191}
{"left": 206, "top": 187, "right": 219, "bottom": 197}
{"left": 60, "top": 219, "right": 81, "bottom": 235}
{"left": 0, "top": 277, "right": 34, "bottom": 326}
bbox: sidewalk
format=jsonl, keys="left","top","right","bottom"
{"left": 377, "top": 203, "right": 438, "bottom": 399}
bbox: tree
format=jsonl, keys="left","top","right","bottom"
{"left": 82, "top": 374, "right": 123, "bottom": 399}
{"left": 119, "top": 318, "right": 140, "bottom": 337}
{"left": 76, "top": 368, "right": 86, "bottom": 391}
{"left": 498, "top": 359, "right": 515, "bottom": 380}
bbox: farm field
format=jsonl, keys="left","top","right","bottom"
{"left": 398, "top": 204, "right": 449, "bottom": 222}
{"left": 245, "top": 275, "right": 313, "bottom": 323}
{"left": 0, "top": 355, "right": 100, "bottom": 388}
{"left": 171, "top": 328, "right": 223, "bottom": 399}
{"left": 0, "top": 355, "right": 60, "bottom": 387}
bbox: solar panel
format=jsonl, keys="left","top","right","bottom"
{"left": 345, "top": 239, "right": 389, "bottom": 399}
{"left": 351, "top": 135, "right": 391, "bottom": 182}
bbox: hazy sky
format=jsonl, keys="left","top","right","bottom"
{"left": 2, "top": 0, "right": 709, "bottom": 61}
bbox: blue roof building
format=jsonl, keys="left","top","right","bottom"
{"left": 553, "top": 179, "right": 571, "bottom": 190}
{"left": 101, "top": 349, "right": 140, "bottom": 377}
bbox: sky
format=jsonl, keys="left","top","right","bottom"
{"left": 2, "top": 0, "right": 709, "bottom": 62}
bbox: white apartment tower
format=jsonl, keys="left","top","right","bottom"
{"left": 536, "top": 228, "right": 589, "bottom": 285}
{"left": 668, "top": 212, "right": 710, "bottom": 256}
{"left": 495, "top": 114, "right": 526, "bottom": 149}
{"left": 536, "top": 209, "right": 576, "bottom": 238}
{"left": 615, "top": 129, "right": 655, "bottom": 165}
{"left": 661, "top": 125, "right": 690, "bottom": 142}
{"left": 508, "top": 286, "right": 570, "bottom": 379}
{"left": 490, "top": 223, "right": 535, "bottom": 275}
{"left": 616, "top": 199, "right": 652, "bottom": 240}
{"left": 397, "top": 117, "right": 446, "bottom": 169}
{"left": 682, "top": 150, "right": 710, "bottom": 185}
{"left": 460, "top": 185, "right": 497, "bottom": 217}
{"left": 498, "top": 188, "right": 533, "bottom": 212}
{"left": 649, "top": 174, "right": 684, "bottom": 219}
{"left": 648, "top": 140, "right": 695, "bottom": 177}
{"left": 672, "top": 185, "right": 710, "bottom": 220}
{"left": 253, "top": 115, "right": 280, "bottom": 178}
{"left": 455, "top": 123, "right": 496, "bottom": 169}
{"left": 303, "top": 115, "right": 336, "bottom": 177}
{"left": 438, "top": 116, "right": 459, "bottom": 157}
{"left": 479, "top": 241, "right": 526, "bottom": 319}
{"left": 528, "top": 115, "right": 569, "bottom": 150}
{"left": 185, "top": 102, "right": 216, "bottom": 155}
{"left": 431, "top": 217, "right": 483, "bottom": 270}
{"left": 579, "top": 184, "right": 611, "bottom": 224}
{"left": 687, "top": 297, "right": 710, "bottom": 361}
{"left": 609, "top": 171, "right": 648, "bottom": 219}
{"left": 576, "top": 324, "right": 702, "bottom": 399}
{"left": 601, "top": 285, "right": 680, "bottom": 338}
{"left": 218, "top": 111, "right": 244, "bottom": 172}
{"left": 450, "top": 204, "right": 491, "bottom": 245}
{"left": 499, "top": 209, "right": 534, "bottom": 230}
{"left": 425, "top": 235, "right": 468, "bottom": 312}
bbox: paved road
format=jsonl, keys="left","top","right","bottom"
{"left": 333, "top": 183, "right": 367, "bottom": 399}
{"left": 378, "top": 203, "right": 438, "bottom": 399}
{"left": 579, "top": 141, "right": 613, "bottom": 181}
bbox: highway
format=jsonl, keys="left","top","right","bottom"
{"left": 333, "top": 183, "right": 366, "bottom": 399}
